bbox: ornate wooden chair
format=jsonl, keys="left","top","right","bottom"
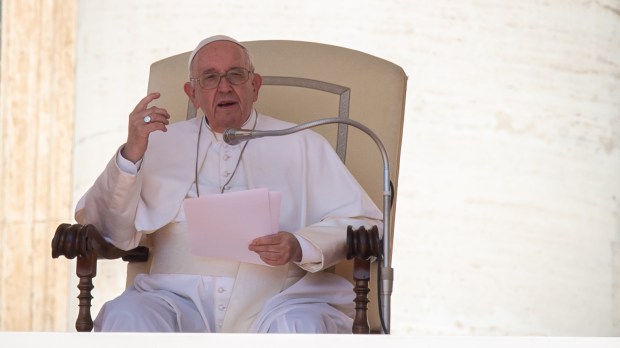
{"left": 52, "top": 40, "right": 407, "bottom": 333}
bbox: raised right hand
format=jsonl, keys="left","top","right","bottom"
{"left": 121, "top": 92, "right": 171, "bottom": 163}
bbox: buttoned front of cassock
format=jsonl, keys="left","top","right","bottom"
{"left": 220, "top": 143, "right": 239, "bottom": 192}
{"left": 201, "top": 136, "right": 246, "bottom": 194}
{"left": 172, "top": 115, "right": 255, "bottom": 331}
{"left": 193, "top": 120, "right": 249, "bottom": 330}
{"left": 214, "top": 278, "right": 234, "bottom": 331}
{"left": 189, "top": 114, "right": 253, "bottom": 198}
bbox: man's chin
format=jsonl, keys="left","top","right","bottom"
{"left": 209, "top": 115, "right": 244, "bottom": 133}
{"left": 214, "top": 106, "right": 241, "bottom": 118}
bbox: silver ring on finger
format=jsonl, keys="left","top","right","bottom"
{"left": 143, "top": 115, "right": 152, "bottom": 124}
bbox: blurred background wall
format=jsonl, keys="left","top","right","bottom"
{"left": 1, "top": 0, "right": 618, "bottom": 335}
{"left": 0, "top": 0, "right": 76, "bottom": 331}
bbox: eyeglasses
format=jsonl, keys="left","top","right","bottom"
{"left": 190, "top": 67, "right": 253, "bottom": 89}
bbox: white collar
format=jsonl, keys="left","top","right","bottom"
{"left": 204, "top": 109, "right": 258, "bottom": 142}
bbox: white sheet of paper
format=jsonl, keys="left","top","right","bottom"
{"left": 183, "top": 188, "right": 281, "bottom": 265}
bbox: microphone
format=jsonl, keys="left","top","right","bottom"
{"left": 223, "top": 128, "right": 259, "bottom": 145}
{"left": 224, "top": 117, "right": 394, "bottom": 334}
{"left": 223, "top": 119, "right": 340, "bottom": 145}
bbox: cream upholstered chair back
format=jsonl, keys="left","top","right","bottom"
{"left": 136, "top": 40, "right": 407, "bottom": 331}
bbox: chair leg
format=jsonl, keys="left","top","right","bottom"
{"left": 352, "top": 258, "right": 371, "bottom": 334}
{"left": 75, "top": 252, "right": 97, "bottom": 332}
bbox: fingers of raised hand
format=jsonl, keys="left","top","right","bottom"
{"left": 138, "top": 107, "right": 170, "bottom": 125}
{"left": 131, "top": 107, "right": 170, "bottom": 135}
{"left": 133, "top": 92, "right": 160, "bottom": 113}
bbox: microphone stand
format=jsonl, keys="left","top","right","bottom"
{"left": 224, "top": 118, "right": 394, "bottom": 334}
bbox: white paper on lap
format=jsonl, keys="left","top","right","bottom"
{"left": 183, "top": 188, "right": 281, "bottom": 265}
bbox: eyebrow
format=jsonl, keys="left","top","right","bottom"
{"left": 200, "top": 66, "right": 246, "bottom": 75}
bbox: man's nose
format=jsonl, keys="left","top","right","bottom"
{"left": 217, "top": 76, "right": 233, "bottom": 92}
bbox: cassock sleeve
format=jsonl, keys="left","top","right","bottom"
{"left": 74, "top": 145, "right": 144, "bottom": 251}
{"left": 291, "top": 131, "right": 383, "bottom": 272}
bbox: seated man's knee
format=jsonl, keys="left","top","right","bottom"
{"left": 94, "top": 290, "right": 178, "bottom": 332}
{"left": 267, "top": 306, "right": 352, "bottom": 333}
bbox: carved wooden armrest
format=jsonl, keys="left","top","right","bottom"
{"left": 51, "top": 223, "right": 149, "bottom": 332}
{"left": 346, "top": 225, "right": 382, "bottom": 334}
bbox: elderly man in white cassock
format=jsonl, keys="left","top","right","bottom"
{"left": 75, "top": 35, "right": 382, "bottom": 333}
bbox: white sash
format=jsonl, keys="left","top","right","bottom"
{"left": 149, "top": 222, "right": 307, "bottom": 332}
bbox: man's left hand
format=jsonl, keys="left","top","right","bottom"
{"left": 249, "top": 232, "right": 302, "bottom": 266}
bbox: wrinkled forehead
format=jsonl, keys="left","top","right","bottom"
{"left": 188, "top": 35, "right": 247, "bottom": 73}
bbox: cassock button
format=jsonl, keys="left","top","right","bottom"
{"left": 222, "top": 171, "right": 231, "bottom": 177}
{"left": 217, "top": 287, "right": 225, "bottom": 293}
{"left": 223, "top": 153, "right": 231, "bottom": 160}
{"left": 218, "top": 304, "right": 226, "bottom": 311}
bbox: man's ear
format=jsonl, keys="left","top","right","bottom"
{"left": 252, "top": 73, "right": 262, "bottom": 101}
{"left": 183, "top": 82, "right": 199, "bottom": 108}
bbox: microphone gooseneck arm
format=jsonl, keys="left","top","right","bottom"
{"left": 224, "top": 117, "right": 393, "bottom": 333}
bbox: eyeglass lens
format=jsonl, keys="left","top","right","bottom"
{"left": 199, "top": 68, "right": 250, "bottom": 89}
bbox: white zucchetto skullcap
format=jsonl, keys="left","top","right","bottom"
{"left": 187, "top": 35, "right": 246, "bottom": 73}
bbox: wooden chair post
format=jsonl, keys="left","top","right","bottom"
{"left": 75, "top": 252, "right": 97, "bottom": 332}
{"left": 52, "top": 223, "right": 149, "bottom": 332}
{"left": 352, "top": 258, "right": 371, "bottom": 334}
{"left": 347, "top": 225, "right": 382, "bottom": 334}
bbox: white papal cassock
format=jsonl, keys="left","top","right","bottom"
{"left": 75, "top": 110, "right": 382, "bottom": 333}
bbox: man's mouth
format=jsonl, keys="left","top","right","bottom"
{"left": 217, "top": 100, "right": 237, "bottom": 108}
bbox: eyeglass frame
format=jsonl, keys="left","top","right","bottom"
{"left": 189, "top": 67, "right": 254, "bottom": 90}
